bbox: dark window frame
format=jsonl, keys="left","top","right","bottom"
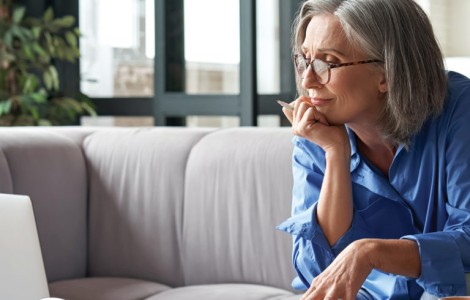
{"left": 154, "top": 0, "right": 301, "bottom": 126}
{"left": 20, "top": 0, "right": 302, "bottom": 125}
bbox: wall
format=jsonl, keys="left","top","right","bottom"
{"left": 447, "top": 0, "right": 470, "bottom": 57}
{"left": 419, "top": 0, "right": 470, "bottom": 57}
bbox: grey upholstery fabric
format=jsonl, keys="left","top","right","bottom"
{"left": 49, "top": 277, "right": 170, "bottom": 300}
{"left": 182, "top": 128, "right": 296, "bottom": 291}
{"left": 0, "top": 149, "right": 12, "bottom": 193}
{"left": 144, "top": 284, "right": 301, "bottom": 300}
{"left": 84, "top": 128, "right": 213, "bottom": 287}
{"left": 0, "top": 130, "right": 88, "bottom": 282}
{"left": 0, "top": 127, "right": 305, "bottom": 299}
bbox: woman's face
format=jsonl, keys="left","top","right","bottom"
{"left": 300, "top": 14, "right": 387, "bottom": 127}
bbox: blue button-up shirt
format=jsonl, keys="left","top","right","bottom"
{"left": 277, "top": 71, "right": 470, "bottom": 299}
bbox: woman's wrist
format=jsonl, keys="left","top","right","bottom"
{"left": 325, "top": 144, "right": 351, "bottom": 168}
{"left": 354, "top": 238, "right": 421, "bottom": 278}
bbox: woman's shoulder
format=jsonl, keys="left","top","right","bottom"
{"left": 427, "top": 71, "right": 470, "bottom": 139}
{"left": 446, "top": 71, "right": 470, "bottom": 104}
{"left": 434, "top": 71, "right": 470, "bottom": 121}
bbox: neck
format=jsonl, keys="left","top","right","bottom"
{"left": 349, "top": 124, "right": 397, "bottom": 177}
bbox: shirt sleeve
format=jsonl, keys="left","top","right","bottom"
{"left": 276, "top": 138, "right": 401, "bottom": 288}
{"left": 402, "top": 233, "right": 467, "bottom": 296}
{"left": 275, "top": 138, "right": 332, "bottom": 288}
{"left": 402, "top": 76, "right": 470, "bottom": 297}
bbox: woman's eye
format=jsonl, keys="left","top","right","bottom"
{"left": 324, "top": 56, "right": 338, "bottom": 63}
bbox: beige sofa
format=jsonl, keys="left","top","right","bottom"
{"left": 0, "top": 127, "right": 300, "bottom": 300}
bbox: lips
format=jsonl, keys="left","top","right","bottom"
{"left": 310, "top": 97, "right": 333, "bottom": 106}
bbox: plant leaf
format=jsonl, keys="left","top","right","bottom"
{"left": 12, "top": 7, "right": 26, "bottom": 24}
{"left": 4, "top": 30, "right": 13, "bottom": 48}
{"left": 22, "top": 75, "right": 35, "bottom": 94}
{"left": 53, "top": 16, "right": 75, "bottom": 28}
{"left": 74, "top": 28, "right": 82, "bottom": 36}
{"left": 31, "top": 26, "right": 42, "bottom": 39}
{"left": 65, "top": 31, "right": 77, "bottom": 48}
{"left": 43, "top": 7, "right": 54, "bottom": 22}
{"left": 44, "top": 32, "right": 55, "bottom": 55}
{"left": 22, "top": 44, "right": 34, "bottom": 60}
{"left": 43, "top": 71, "right": 52, "bottom": 90}
{"left": 38, "top": 119, "right": 52, "bottom": 126}
{"left": 48, "top": 65, "right": 59, "bottom": 90}
{"left": 0, "top": 100, "right": 12, "bottom": 116}
{"left": 81, "top": 101, "right": 97, "bottom": 116}
{"left": 32, "top": 42, "right": 48, "bottom": 58}
{"left": 30, "top": 92, "right": 47, "bottom": 103}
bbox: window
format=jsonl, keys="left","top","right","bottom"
{"left": 76, "top": 0, "right": 302, "bottom": 126}
{"left": 184, "top": 0, "right": 240, "bottom": 95}
{"left": 80, "top": 0, "right": 155, "bottom": 97}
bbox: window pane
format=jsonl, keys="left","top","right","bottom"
{"left": 184, "top": 0, "right": 240, "bottom": 94}
{"left": 256, "top": 0, "right": 280, "bottom": 94}
{"left": 184, "top": 115, "right": 281, "bottom": 127}
{"left": 186, "top": 116, "right": 240, "bottom": 127}
{"left": 81, "top": 116, "right": 154, "bottom": 126}
{"left": 80, "top": 0, "right": 155, "bottom": 97}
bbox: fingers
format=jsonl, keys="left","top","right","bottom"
{"left": 300, "top": 287, "right": 345, "bottom": 300}
{"left": 292, "top": 103, "right": 321, "bottom": 138}
{"left": 280, "top": 96, "right": 309, "bottom": 124}
{"left": 300, "top": 274, "right": 349, "bottom": 300}
{"left": 294, "top": 100, "right": 328, "bottom": 126}
{"left": 282, "top": 106, "right": 294, "bottom": 124}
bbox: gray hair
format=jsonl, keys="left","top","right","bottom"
{"left": 293, "top": 0, "right": 447, "bottom": 146}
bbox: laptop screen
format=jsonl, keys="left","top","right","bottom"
{"left": 0, "top": 193, "right": 50, "bottom": 300}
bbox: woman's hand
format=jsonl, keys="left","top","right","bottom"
{"left": 300, "top": 239, "right": 421, "bottom": 300}
{"left": 282, "top": 96, "right": 350, "bottom": 155}
{"left": 300, "top": 240, "right": 374, "bottom": 300}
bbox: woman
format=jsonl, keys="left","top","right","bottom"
{"left": 276, "top": 0, "right": 470, "bottom": 299}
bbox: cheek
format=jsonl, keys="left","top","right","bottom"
{"left": 330, "top": 70, "right": 380, "bottom": 100}
{"left": 324, "top": 75, "right": 382, "bottom": 123}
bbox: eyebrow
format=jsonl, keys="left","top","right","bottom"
{"left": 300, "top": 46, "right": 347, "bottom": 57}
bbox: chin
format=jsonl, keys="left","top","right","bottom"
{"left": 316, "top": 110, "right": 344, "bottom": 126}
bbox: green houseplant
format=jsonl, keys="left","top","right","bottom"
{"left": 0, "top": 1, "right": 95, "bottom": 126}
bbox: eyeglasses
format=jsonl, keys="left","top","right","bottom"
{"left": 294, "top": 54, "right": 383, "bottom": 84}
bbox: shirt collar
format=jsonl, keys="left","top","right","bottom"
{"left": 346, "top": 126, "right": 361, "bottom": 173}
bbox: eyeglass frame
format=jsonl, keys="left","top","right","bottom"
{"left": 294, "top": 54, "right": 383, "bottom": 84}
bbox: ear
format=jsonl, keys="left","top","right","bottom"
{"left": 378, "top": 72, "right": 388, "bottom": 93}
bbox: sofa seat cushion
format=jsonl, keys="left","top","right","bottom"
{"left": 49, "top": 277, "right": 170, "bottom": 300}
{"left": 144, "top": 283, "right": 301, "bottom": 300}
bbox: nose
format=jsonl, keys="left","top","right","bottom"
{"left": 301, "top": 67, "right": 324, "bottom": 90}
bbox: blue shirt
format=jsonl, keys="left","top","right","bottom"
{"left": 277, "top": 71, "right": 470, "bottom": 299}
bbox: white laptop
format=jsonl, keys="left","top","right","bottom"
{"left": 0, "top": 193, "right": 50, "bottom": 300}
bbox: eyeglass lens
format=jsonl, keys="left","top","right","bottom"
{"left": 295, "top": 56, "right": 329, "bottom": 84}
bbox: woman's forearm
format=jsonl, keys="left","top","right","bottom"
{"left": 360, "top": 238, "right": 421, "bottom": 278}
{"left": 317, "top": 147, "right": 353, "bottom": 245}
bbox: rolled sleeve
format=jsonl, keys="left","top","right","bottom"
{"left": 402, "top": 232, "right": 467, "bottom": 297}
{"left": 276, "top": 202, "right": 331, "bottom": 252}
{"left": 276, "top": 205, "right": 315, "bottom": 240}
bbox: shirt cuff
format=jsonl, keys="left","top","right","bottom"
{"left": 276, "top": 202, "right": 332, "bottom": 253}
{"left": 402, "top": 233, "right": 467, "bottom": 297}
{"left": 276, "top": 205, "right": 315, "bottom": 239}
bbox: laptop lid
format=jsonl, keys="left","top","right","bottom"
{"left": 0, "top": 193, "right": 50, "bottom": 300}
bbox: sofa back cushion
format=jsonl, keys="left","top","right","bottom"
{"left": 84, "top": 128, "right": 212, "bottom": 287}
{"left": 0, "top": 129, "right": 88, "bottom": 282}
{"left": 182, "top": 128, "right": 296, "bottom": 290}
